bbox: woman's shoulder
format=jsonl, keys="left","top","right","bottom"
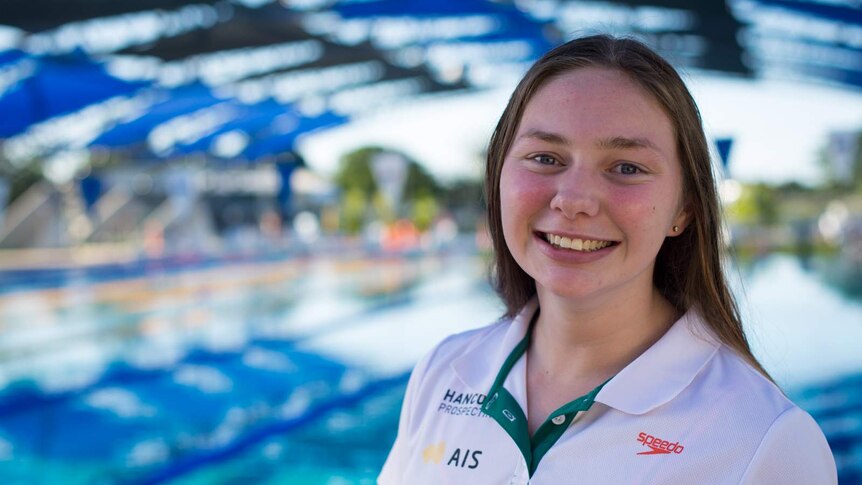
{"left": 414, "top": 317, "right": 512, "bottom": 374}
{"left": 691, "top": 325, "right": 815, "bottom": 427}
{"left": 711, "top": 344, "right": 795, "bottom": 411}
{"left": 690, "top": 340, "right": 836, "bottom": 483}
{"left": 624, "top": 309, "right": 837, "bottom": 483}
{"left": 718, "top": 358, "right": 839, "bottom": 484}
{"left": 683, "top": 310, "right": 804, "bottom": 417}
{"left": 736, "top": 403, "right": 837, "bottom": 484}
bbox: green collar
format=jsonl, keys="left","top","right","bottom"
{"left": 482, "top": 310, "right": 610, "bottom": 476}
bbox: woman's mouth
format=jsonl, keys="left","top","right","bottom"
{"left": 539, "top": 232, "right": 619, "bottom": 252}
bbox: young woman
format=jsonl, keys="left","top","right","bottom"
{"left": 379, "top": 35, "right": 836, "bottom": 484}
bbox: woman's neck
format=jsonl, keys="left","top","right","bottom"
{"left": 524, "top": 284, "right": 681, "bottom": 436}
{"left": 529, "top": 283, "right": 680, "bottom": 384}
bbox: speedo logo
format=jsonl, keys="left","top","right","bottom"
{"left": 636, "top": 432, "right": 685, "bottom": 455}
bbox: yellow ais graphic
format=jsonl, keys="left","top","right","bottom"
{"left": 422, "top": 442, "right": 446, "bottom": 464}
{"left": 422, "top": 442, "right": 482, "bottom": 470}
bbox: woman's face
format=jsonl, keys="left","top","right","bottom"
{"left": 499, "top": 67, "right": 688, "bottom": 303}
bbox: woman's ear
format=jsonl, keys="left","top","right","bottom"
{"left": 667, "top": 204, "right": 691, "bottom": 237}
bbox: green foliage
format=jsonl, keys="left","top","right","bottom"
{"left": 774, "top": 181, "right": 810, "bottom": 194}
{"left": 334, "top": 147, "right": 380, "bottom": 197}
{"left": 333, "top": 146, "right": 443, "bottom": 233}
{"left": 335, "top": 146, "right": 441, "bottom": 202}
{"left": 403, "top": 162, "right": 441, "bottom": 201}
{"left": 726, "top": 183, "right": 779, "bottom": 226}
{"left": 411, "top": 194, "right": 438, "bottom": 232}
{"left": 340, "top": 187, "right": 368, "bottom": 235}
{"left": 752, "top": 183, "right": 779, "bottom": 225}
{"left": 372, "top": 192, "right": 396, "bottom": 224}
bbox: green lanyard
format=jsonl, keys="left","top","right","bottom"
{"left": 482, "top": 311, "right": 610, "bottom": 476}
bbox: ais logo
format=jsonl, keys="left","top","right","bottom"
{"left": 423, "top": 442, "right": 446, "bottom": 464}
{"left": 422, "top": 442, "right": 482, "bottom": 469}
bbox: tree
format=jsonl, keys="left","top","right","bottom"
{"left": 333, "top": 146, "right": 442, "bottom": 233}
{"left": 726, "top": 183, "right": 778, "bottom": 226}
{"left": 403, "top": 161, "right": 441, "bottom": 201}
{"left": 334, "top": 146, "right": 380, "bottom": 197}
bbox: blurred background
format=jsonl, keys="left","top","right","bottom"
{"left": 0, "top": 0, "right": 860, "bottom": 483}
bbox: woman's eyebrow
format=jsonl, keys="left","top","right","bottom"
{"left": 597, "top": 135, "right": 663, "bottom": 155}
{"left": 517, "top": 129, "right": 568, "bottom": 145}
{"left": 518, "top": 130, "right": 663, "bottom": 153}
{"left": 516, "top": 130, "right": 668, "bottom": 159}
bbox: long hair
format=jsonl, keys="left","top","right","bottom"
{"left": 484, "top": 34, "right": 771, "bottom": 380}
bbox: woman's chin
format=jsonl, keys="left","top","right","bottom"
{"left": 533, "top": 276, "right": 604, "bottom": 302}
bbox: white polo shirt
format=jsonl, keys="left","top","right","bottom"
{"left": 378, "top": 299, "right": 837, "bottom": 484}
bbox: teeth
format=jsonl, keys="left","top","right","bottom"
{"left": 544, "top": 233, "right": 614, "bottom": 252}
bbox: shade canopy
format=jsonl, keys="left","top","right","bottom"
{"left": 0, "top": 0, "right": 225, "bottom": 32}
{"left": 89, "top": 84, "right": 223, "bottom": 149}
{"left": 2, "top": 0, "right": 859, "bottom": 167}
{"left": 240, "top": 110, "right": 348, "bottom": 161}
{"left": 0, "top": 51, "right": 147, "bottom": 138}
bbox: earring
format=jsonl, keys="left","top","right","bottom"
{"left": 673, "top": 225, "right": 680, "bottom": 232}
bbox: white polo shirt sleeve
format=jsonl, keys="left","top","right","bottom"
{"left": 739, "top": 405, "right": 837, "bottom": 485}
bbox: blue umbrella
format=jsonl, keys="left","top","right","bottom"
{"left": 0, "top": 50, "right": 147, "bottom": 138}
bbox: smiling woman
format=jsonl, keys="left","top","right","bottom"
{"left": 499, "top": 67, "right": 687, "bottom": 315}
{"left": 379, "top": 34, "right": 837, "bottom": 484}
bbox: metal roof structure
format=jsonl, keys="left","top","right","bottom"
{"left": 1, "top": 0, "right": 859, "bottom": 165}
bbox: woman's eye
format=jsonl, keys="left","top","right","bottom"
{"left": 614, "top": 162, "right": 642, "bottom": 175}
{"left": 532, "top": 154, "right": 558, "bottom": 165}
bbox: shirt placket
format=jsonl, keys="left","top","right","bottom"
{"left": 483, "top": 310, "right": 610, "bottom": 480}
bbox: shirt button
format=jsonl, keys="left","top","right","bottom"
{"left": 552, "top": 415, "right": 566, "bottom": 425}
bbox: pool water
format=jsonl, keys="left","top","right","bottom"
{"left": 0, "top": 251, "right": 859, "bottom": 484}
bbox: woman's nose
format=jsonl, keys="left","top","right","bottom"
{"left": 549, "top": 172, "right": 600, "bottom": 220}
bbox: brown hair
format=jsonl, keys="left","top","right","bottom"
{"left": 484, "top": 34, "right": 771, "bottom": 379}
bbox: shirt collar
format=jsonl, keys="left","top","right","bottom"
{"left": 452, "top": 299, "right": 720, "bottom": 415}
{"left": 594, "top": 307, "right": 720, "bottom": 415}
{"left": 451, "top": 298, "right": 538, "bottom": 393}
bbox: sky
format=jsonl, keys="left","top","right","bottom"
{"left": 297, "top": 70, "right": 862, "bottom": 187}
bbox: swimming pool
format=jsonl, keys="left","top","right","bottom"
{"left": 0, "top": 251, "right": 859, "bottom": 483}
